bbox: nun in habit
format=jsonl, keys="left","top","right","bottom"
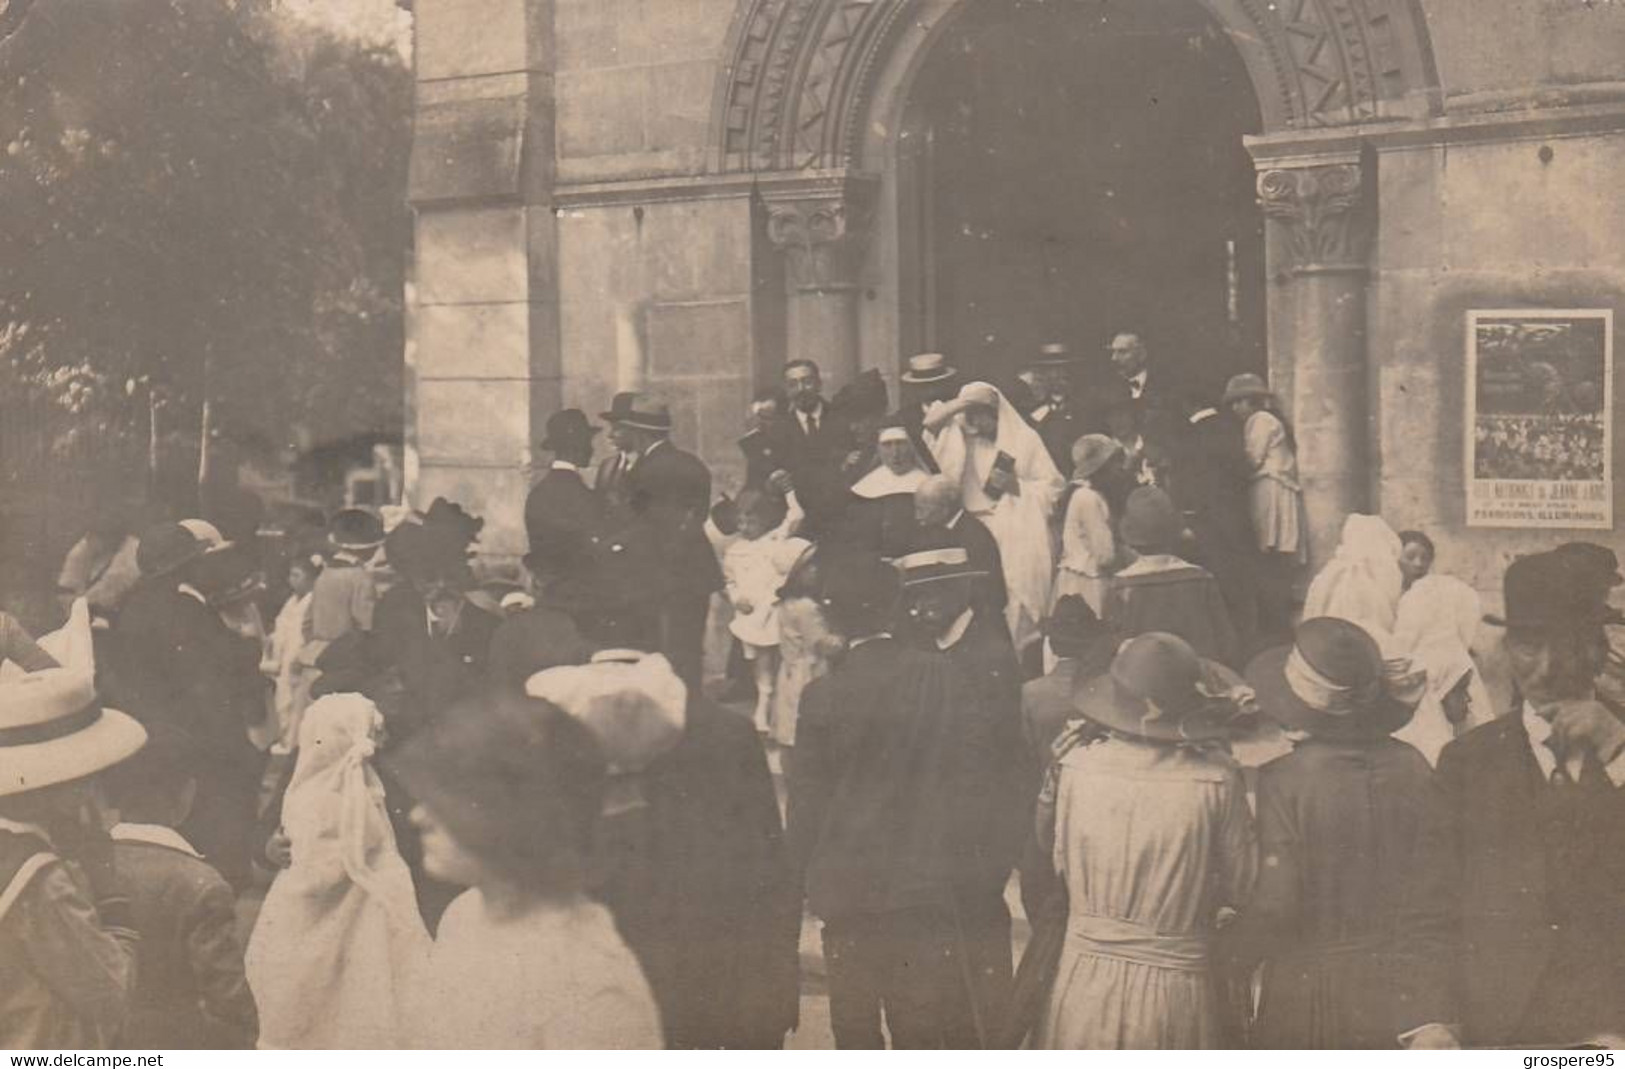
{"left": 841, "top": 419, "right": 931, "bottom": 559}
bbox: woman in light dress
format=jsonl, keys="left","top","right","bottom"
{"left": 926, "top": 381, "right": 1066, "bottom": 656}
{"left": 1225, "top": 374, "right": 1307, "bottom": 642}
{"left": 1052, "top": 434, "right": 1129, "bottom": 617}
{"left": 1391, "top": 532, "right": 1493, "bottom": 764}
{"left": 1033, "top": 632, "right": 1256, "bottom": 1049}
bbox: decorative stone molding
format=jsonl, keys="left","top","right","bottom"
{"left": 712, "top": 0, "right": 1439, "bottom": 173}
{"left": 1256, "top": 162, "right": 1372, "bottom": 272}
{"left": 0, "top": 0, "right": 34, "bottom": 43}
{"left": 761, "top": 172, "right": 878, "bottom": 291}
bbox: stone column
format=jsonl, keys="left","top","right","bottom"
{"left": 762, "top": 174, "right": 877, "bottom": 387}
{"left": 406, "top": 0, "right": 558, "bottom": 560}
{"left": 1256, "top": 159, "right": 1373, "bottom": 568}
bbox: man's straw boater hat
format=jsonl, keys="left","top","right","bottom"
{"left": 901, "top": 352, "right": 958, "bottom": 385}
{"left": 894, "top": 547, "right": 989, "bottom": 587}
{"left": 0, "top": 601, "right": 146, "bottom": 798}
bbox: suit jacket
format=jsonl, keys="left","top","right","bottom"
{"left": 370, "top": 584, "right": 501, "bottom": 738}
{"left": 111, "top": 837, "right": 256, "bottom": 1048}
{"left": 1170, "top": 412, "right": 1256, "bottom": 560}
{"left": 911, "top": 512, "right": 1008, "bottom": 617}
{"left": 625, "top": 439, "right": 724, "bottom": 596}
{"left": 1397, "top": 712, "right": 1625, "bottom": 1045}
{"left": 595, "top": 695, "right": 801, "bottom": 1048}
{"left": 523, "top": 465, "right": 605, "bottom": 574}
{"left": 763, "top": 404, "right": 856, "bottom": 535}
{"left": 594, "top": 451, "right": 635, "bottom": 516}
{"left": 1094, "top": 370, "right": 1186, "bottom": 452}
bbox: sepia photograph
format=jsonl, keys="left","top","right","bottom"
{"left": 3, "top": 0, "right": 1625, "bottom": 1055}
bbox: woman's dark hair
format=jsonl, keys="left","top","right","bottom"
{"left": 387, "top": 691, "right": 608, "bottom": 896}
{"left": 1398, "top": 530, "right": 1436, "bottom": 561}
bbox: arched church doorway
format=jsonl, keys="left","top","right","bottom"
{"left": 901, "top": 0, "right": 1265, "bottom": 403}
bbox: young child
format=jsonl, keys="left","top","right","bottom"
{"left": 1053, "top": 434, "right": 1128, "bottom": 617}
{"left": 723, "top": 489, "right": 810, "bottom": 734}
{"left": 263, "top": 553, "right": 321, "bottom": 755}
{"left": 0, "top": 600, "right": 147, "bottom": 1049}
{"left": 102, "top": 731, "right": 258, "bottom": 1048}
{"left": 246, "top": 692, "right": 431, "bottom": 1048}
{"left": 389, "top": 690, "right": 662, "bottom": 1049}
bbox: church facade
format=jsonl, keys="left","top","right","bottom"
{"left": 405, "top": 0, "right": 1625, "bottom": 605}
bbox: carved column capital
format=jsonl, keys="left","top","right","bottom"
{"left": 762, "top": 174, "right": 878, "bottom": 292}
{"left": 1257, "top": 162, "right": 1371, "bottom": 274}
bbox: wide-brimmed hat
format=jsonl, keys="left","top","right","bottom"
{"left": 1247, "top": 617, "right": 1425, "bottom": 740}
{"left": 895, "top": 546, "right": 988, "bottom": 587}
{"left": 1071, "top": 434, "right": 1122, "bottom": 480}
{"left": 901, "top": 352, "right": 958, "bottom": 385}
{"left": 833, "top": 369, "right": 890, "bottom": 422}
{"left": 0, "top": 601, "right": 146, "bottom": 797}
{"left": 1071, "top": 631, "right": 1245, "bottom": 744}
{"left": 1221, "top": 373, "right": 1272, "bottom": 406}
{"left": 329, "top": 508, "right": 385, "bottom": 552}
{"left": 1030, "top": 342, "right": 1076, "bottom": 369}
{"left": 526, "top": 651, "right": 686, "bottom": 779}
{"left": 540, "top": 408, "right": 598, "bottom": 453}
{"left": 136, "top": 522, "right": 212, "bottom": 578}
{"left": 598, "top": 391, "right": 672, "bottom": 432}
{"left": 1120, "top": 486, "right": 1184, "bottom": 551}
{"left": 1484, "top": 548, "right": 1625, "bottom": 629}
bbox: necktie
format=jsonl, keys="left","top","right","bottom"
{"left": 808, "top": 411, "right": 819, "bottom": 436}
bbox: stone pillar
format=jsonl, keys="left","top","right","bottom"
{"left": 1256, "top": 159, "right": 1373, "bottom": 568}
{"left": 406, "top": 0, "right": 557, "bottom": 560}
{"left": 762, "top": 174, "right": 877, "bottom": 387}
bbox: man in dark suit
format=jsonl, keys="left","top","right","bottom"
{"left": 1009, "top": 343, "right": 1085, "bottom": 477}
{"left": 599, "top": 392, "right": 722, "bottom": 688}
{"left": 593, "top": 392, "right": 641, "bottom": 516}
{"left": 1399, "top": 550, "right": 1625, "bottom": 1048}
{"left": 105, "top": 523, "right": 267, "bottom": 890}
{"left": 898, "top": 352, "right": 960, "bottom": 474}
{"left": 910, "top": 473, "right": 1007, "bottom": 622}
{"left": 524, "top": 408, "right": 606, "bottom": 578}
{"left": 764, "top": 359, "right": 858, "bottom": 537}
{"left": 1099, "top": 331, "right": 1184, "bottom": 456}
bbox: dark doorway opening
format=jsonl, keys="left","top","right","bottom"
{"left": 908, "top": 0, "right": 1265, "bottom": 404}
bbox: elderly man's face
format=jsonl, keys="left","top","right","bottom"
{"left": 784, "top": 364, "right": 823, "bottom": 412}
{"left": 915, "top": 492, "right": 953, "bottom": 528}
{"left": 1110, "top": 334, "right": 1147, "bottom": 379}
{"left": 607, "top": 421, "right": 638, "bottom": 453}
{"left": 1506, "top": 627, "right": 1606, "bottom": 705}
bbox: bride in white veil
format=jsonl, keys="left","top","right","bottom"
{"left": 926, "top": 381, "right": 1066, "bottom": 653}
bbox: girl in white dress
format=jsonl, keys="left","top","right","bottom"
{"left": 722, "top": 490, "right": 810, "bottom": 734}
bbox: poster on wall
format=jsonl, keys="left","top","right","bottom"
{"left": 1466, "top": 309, "right": 1613, "bottom": 529}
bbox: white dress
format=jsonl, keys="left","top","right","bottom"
{"left": 413, "top": 890, "right": 662, "bottom": 1049}
{"left": 1053, "top": 484, "right": 1115, "bottom": 615}
{"left": 1243, "top": 410, "right": 1306, "bottom": 559}
{"left": 1034, "top": 736, "right": 1256, "bottom": 1049}
{"left": 724, "top": 534, "right": 811, "bottom": 649}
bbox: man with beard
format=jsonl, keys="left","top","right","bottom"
{"left": 766, "top": 359, "right": 859, "bottom": 538}
{"left": 1399, "top": 549, "right": 1625, "bottom": 1048}
{"left": 895, "top": 547, "right": 1027, "bottom": 1044}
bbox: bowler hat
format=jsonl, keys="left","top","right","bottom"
{"left": 136, "top": 522, "right": 211, "bottom": 578}
{"left": 599, "top": 391, "right": 672, "bottom": 432}
{"left": 1119, "top": 487, "right": 1184, "bottom": 551}
{"left": 0, "top": 601, "right": 146, "bottom": 798}
{"left": 1247, "top": 617, "right": 1424, "bottom": 740}
{"left": 1551, "top": 541, "right": 1624, "bottom": 589}
{"left": 1071, "top": 434, "right": 1122, "bottom": 481}
{"left": 1030, "top": 342, "right": 1076, "bottom": 369}
{"left": 329, "top": 508, "right": 385, "bottom": 552}
{"left": 1222, "top": 373, "right": 1272, "bottom": 406}
{"left": 901, "top": 352, "right": 958, "bottom": 385}
{"left": 541, "top": 409, "right": 599, "bottom": 453}
{"left": 1484, "top": 548, "right": 1625, "bottom": 629}
{"left": 1071, "top": 631, "right": 1245, "bottom": 744}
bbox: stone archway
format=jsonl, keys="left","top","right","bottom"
{"left": 713, "top": 0, "right": 1440, "bottom": 563}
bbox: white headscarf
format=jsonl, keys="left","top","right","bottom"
{"left": 1393, "top": 573, "right": 1493, "bottom": 765}
{"left": 247, "top": 693, "right": 431, "bottom": 1049}
{"left": 1303, "top": 514, "right": 1405, "bottom": 634}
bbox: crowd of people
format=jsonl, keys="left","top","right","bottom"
{"left": 2, "top": 334, "right": 1624, "bottom": 1050}
{"left": 1474, "top": 413, "right": 1606, "bottom": 481}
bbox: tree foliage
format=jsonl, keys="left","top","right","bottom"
{"left": 0, "top": 0, "right": 410, "bottom": 465}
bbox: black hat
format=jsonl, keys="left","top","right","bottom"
{"left": 540, "top": 409, "right": 598, "bottom": 453}
{"left": 1247, "top": 617, "right": 1426, "bottom": 741}
{"left": 1551, "top": 541, "right": 1624, "bottom": 589}
{"left": 1029, "top": 342, "right": 1076, "bottom": 369}
{"left": 422, "top": 497, "right": 483, "bottom": 549}
{"left": 136, "top": 522, "right": 210, "bottom": 578}
{"left": 599, "top": 391, "right": 672, "bottom": 432}
{"left": 329, "top": 508, "right": 385, "bottom": 552}
{"left": 1042, "top": 594, "right": 1112, "bottom": 650}
{"left": 832, "top": 369, "right": 890, "bottom": 423}
{"left": 1485, "top": 548, "right": 1625, "bottom": 629}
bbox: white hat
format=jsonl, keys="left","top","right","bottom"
{"left": 525, "top": 651, "right": 686, "bottom": 776}
{"left": 0, "top": 601, "right": 146, "bottom": 798}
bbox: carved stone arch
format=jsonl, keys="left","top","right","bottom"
{"left": 710, "top": 0, "right": 1441, "bottom": 173}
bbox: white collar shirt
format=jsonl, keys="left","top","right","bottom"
{"left": 1522, "top": 700, "right": 1625, "bottom": 786}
